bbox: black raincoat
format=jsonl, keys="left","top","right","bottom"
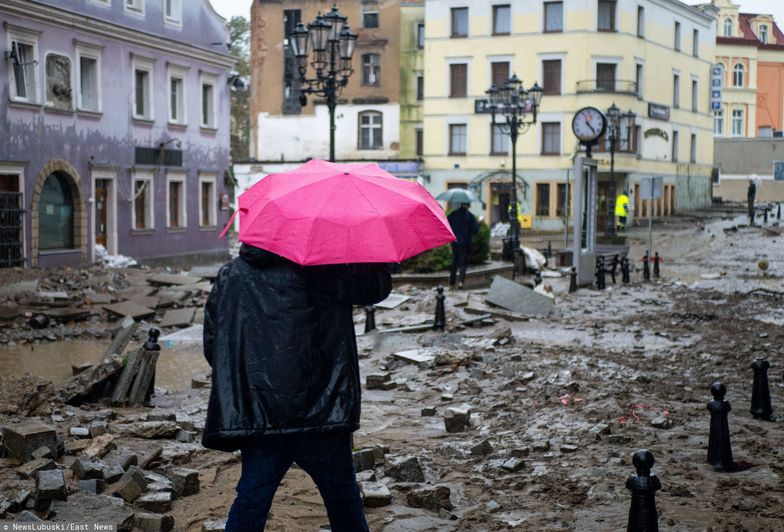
{"left": 202, "top": 244, "right": 392, "bottom": 452}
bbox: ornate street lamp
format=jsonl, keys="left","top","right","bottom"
{"left": 605, "top": 103, "right": 637, "bottom": 237}
{"left": 290, "top": 4, "right": 358, "bottom": 162}
{"left": 486, "top": 74, "right": 542, "bottom": 274}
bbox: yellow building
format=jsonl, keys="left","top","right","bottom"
{"left": 399, "top": 1, "right": 425, "bottom": 159}
{"left": 422, "top": 0, "right": 716, "bottom": 230}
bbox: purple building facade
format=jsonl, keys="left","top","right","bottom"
{"left": 0, "top": 0, "right": 233, "bottom": 267}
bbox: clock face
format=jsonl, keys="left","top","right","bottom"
{"left": 572, "top": 107, "right": 607, "bottom": 144}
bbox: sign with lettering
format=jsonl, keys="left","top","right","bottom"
{"left": 711, "top": 63, "right": 723, "bottom": 112}
{"left": 475, "top": 99, "right": 534, "bottom": 114}
{"left": 648, "top": 103, "right": 671, "bottom": 121}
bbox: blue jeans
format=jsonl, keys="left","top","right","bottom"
{"left": 225, "top": 431, "right": 368, "bottom": 532}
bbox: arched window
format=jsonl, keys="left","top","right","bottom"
{"left": 39, "top": 173, "right": 74, "bottom": 250}
{"left": 733, "top": 63, "right": 745, "bottom": 87}
{"left": 358, "top": 111, "right": 383, "bottom": 149}
{"left": 724, "top": 18, "right": 733, "bottom": 37}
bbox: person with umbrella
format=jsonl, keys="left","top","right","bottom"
{"left": 203, "top": 161, "right": 454, "bottom": 530}
{"left": 446, "top": 198, "right": 479, "bottom": 288}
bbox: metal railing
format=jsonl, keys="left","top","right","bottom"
{"left": 0, "top": 192, "right": 25, "bottom": 268}
{"left": 576, "top": 80, "right": 639, "bottom": 95}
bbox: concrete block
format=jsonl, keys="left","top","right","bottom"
{"left": 36, "top": 469, "right": 67, "bottom": 500}
{"left": 164, "top": 467, "right": 199, "bottom": 497}
{"left": 113, "top": 466, "right": 147, "bottom": 503}
{"left": 16, "top": 458, "right": 55, "bottom": 480}
{"left": 486, "top": 276, "right": 553, "bottom": 317}
{"left": 2, "top": 422, "right": 57, "bottom": 462}
{"left": 136, "top": 491, "right": 172, "bottom": 513}
{"left": 135, "top": 512, "right": 175, "bottom": 532}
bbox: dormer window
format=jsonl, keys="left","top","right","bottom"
{"left": 724, "top": 18, "right": 733, "bottom": 37}
{"left": 759, "top": 24, "right": 768, "bottom": 44}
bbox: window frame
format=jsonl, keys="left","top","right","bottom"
{"left": 125, "top": 0, "right": 145, "bottom": 16}
{"left": 198, "top": 174, "right": 218, "bottom": 228}
{"left": 541, "top": 122, "right": 562, "bottom": 155}
{"left": 166, "top": 171, "right": 187, "bottom": 230}
{"left": 541, "top": 59, "right": 562, "bottom": 95}
{"left": 451, "top": 7, "right": 469, "bottom": 38}
{"left": 415, "top": 128, "right": 424, "bottom": 157}
{"left": 693, "top": 29, "right": 699, "bottom": 57}
{"left": 731, "top": 109, "right": 744, "bottom": 137}
{"left": 361, "top": 53, "right": 381, "bottom": 87}
{"left": 449, "top": 62, "right": 468, "bottom": 98}
{"left": 714, "top": 109, "right": 724, "bottom": 136}
{"left": 132, "top": 170, "right": 154, "bottom": 231}
{"left": 597, "top": 0, "right": 617, "bottom": 32}
{"left": 733, "top": 63, "right": 745, "bottom": 87}
{"left": 759, "top": 24, "right": 768, "bottom": 44}
{"left": 490, "top": 123, "right": 509, "bottom": 155}
{"left": 490, "top": 60, "right": 510, "bottom": 90}
{"left": 132, "top": 56, "right": 155, "bottom": 121}
{"left": 635, "top": 62, "right": 644, "bottom": 99}
{"left": 691, "top": 78, "right": 698, "bottom": 113}
{"left": 492, "top": 4, "right": 511, "bottom": 36}
{"left": 671, "top": 130, "right": 679, "bottom": 162}
{"left": 200, "top": 72, "right": 218, "bottom": 129}
{"left": 535, "top": 183, "right": 551, "bottom": 217}
{"left": 417, "top": 23, "right": 425, "bottom": 49}
{"left": 75, "top": 43, "right": 102, "bottom": 113}
{"left": 674, "top": 21, "right": 681, "bottom": 51}
{"left": 164, "top": 0, "right": 183, "bottom": 27}
{"left": 167, "top": 64, "right": 188, "bottom": 125}
{"left": 449, "top": 123, "right": 468, "bottom": 155}
{"left": 673, "top": 73, "right": 680, "bottom": 109}
{"left": 363, "top": 10, "right": 380, "bottom": 29}
{"left": 544, "top": 1, "right": 564, "bottom": 33}
{"left": 690, "top": 133, "right": 697, "bottom": 164}
{"left": 724, "top": 18, "right": 733, "bottom": 37}
{"left": 357, "top": 110, "right": 384, "bottom": 150}
{"left": 416, "top": 74, "right": 424, "bottom": 101}
{"left": 7, "top": 28, "right": 41, "bottom": 104}
{"left": 637, "top": 6, "right": 645, "bottom": 38}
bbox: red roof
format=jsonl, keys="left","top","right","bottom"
{"left": 718, "top": 13, "right": 784, "bottom": 50}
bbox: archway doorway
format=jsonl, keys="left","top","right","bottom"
{"left": 39, "top": 172, "right": 75, "bottom": 251}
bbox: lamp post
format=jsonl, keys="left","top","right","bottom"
{"left": 486, "top": 75, "right": 542, "bottom": 270}
{"left": 289, "top": 5, "right": 358, "bottom": 162}
{"left": 604, "top": 103, "right": 636, "bottom": 237}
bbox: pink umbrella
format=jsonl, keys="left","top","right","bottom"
{"left": 220, "top": 160, "right": 455, "bottom": 265}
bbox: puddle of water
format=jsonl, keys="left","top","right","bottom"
{"left": 0, "top": 339, "right": 210, "bottom": 392}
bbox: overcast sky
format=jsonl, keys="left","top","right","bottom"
{"left": 211, "top": 1, "right": 784, "bottom": 27}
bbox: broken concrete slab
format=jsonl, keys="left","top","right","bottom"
{"left": 352, "top": 448, "right": 377, "bottom": 473}
{"left": 160, "top": 324, "right": 203, "bottom": 345}
{"left": 391, "top": 348, "right": 438, "bottom": 368}
{"left": 501, "top": 457, "right": 525, "bottom": 472}
{"left": 1, "top": 422, "right": 58, "bottom": 462}
{"left": 36, "top": 469, "right": 67, "bottom": 500}
{"left": 147, "top": 274, "right": 200, "bottom": 286}
{"left": 360, "top": 481, "right": 392, "bottom": 507}
{"left": 135, "top": 512, "right": 175, "bottom": 532}
{"left": 112, "top": 422, "right": 179, "bottom": 440}
{"left": 0, "top": 280, "right": 38, "bottom": 297}
{"left": 41, "top": 307, "right": 93, "bottom": 322}
{"left": 103, "top": 302, "right": 156, "bottom": 320}
{"left": 16, "top": 458, "right": 55, "bottom": 479}
{"left": 202, "top": 520, "right": 227, "bottom": 532}
{"left": 85, "top": 294, "right": 116, "bottom": 305}
{"left": 385, "top": 456, "right": 425, "bottom": 483}
{"left": 128, "top": 296, "right": 160, "bottom": 310}
{"left": 50, "top": 491, "right": 134, "bottom": 530}
{"left": 444, "top": 406, "right": 471, "bottom": 433}
{"left": 36, "top": 290, "right": 69, "bottom": 300}
{"left": 113, "top": 466, "right": 147, "bottom": 502}
{"left": 375, "top": 293, "right": 411, "bottom": 309}
{"left": 160, "top": 308, "right": 195, "bottom": 328}
{"left": 78, "top": 478, "right": 106, "bottom": 494}
{"left": 406, "top": 485, "right": 452, "bottom": 512}
{"left": 163, "top": 467, "right": 200, "bottom": 497}
{"left": 486, "top": 276, "right": 553, "bottom": 318}
{"left": 188, "top": 266, "right": 221, "bottom": 281}
{"left": 136, "top": 491, "right": 172, "bottom": 513}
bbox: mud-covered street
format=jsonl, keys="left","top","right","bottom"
{"left": 1, "top": 207, "right": 783, "bottom": 531}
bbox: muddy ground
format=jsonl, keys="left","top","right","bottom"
{"left": 1, "top": 206, "right": 783, "bottom": 531}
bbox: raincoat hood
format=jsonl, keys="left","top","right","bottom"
{"left": 239, "top": 243, "right": 289, "bottom": 268}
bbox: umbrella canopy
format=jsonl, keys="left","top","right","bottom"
{"left": 221, "top": 160, "right": 455, "bottom": 265}
{"left": 435, "top": 188, "right": 479, "bottom": 205}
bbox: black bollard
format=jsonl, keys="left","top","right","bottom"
{"left": 653, "top": 252, "right": 660, "bottom": 279}
{"left": 142, "top": 328, "right": 160, "bottom": 407}
{"left": 569, "top": 267, "right": 577, "bottom": 293}
{"left": 764, "top": 207, "right": 769, "bottom": 225}
{"left": 778, "top": 203, "right": 782, "bottom": 220}
{"left": 643, "top": 252, "right": 651, "bottom": 282}
{"left": 534, "top": 269, "right": 542, "bottom": 286}
{"left": 622, "top": 257, "right": 631, "bottom": 284}
{"left": 364, "top": 306, "right": 376, "bottom": 333}
{"left": 433, "top": 286, "right": 446, "bottom": 331}
{"left": 750, "top": 358, "right": 775, "bottom": 421}
{"left": 596, "top": 256, "right": 606, "bottom": 290}
{"left": 626, "top": 450, "right": 661, "bottom": 532}
{"left": 707, "top": 382, "right": 736, "bottom": 472}
{"left": 547, "top": 241, "right": 552, "bottom": 261}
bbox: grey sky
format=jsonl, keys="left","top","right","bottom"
{"left": 211, "top": 0, "right": 252, "bottom": 20}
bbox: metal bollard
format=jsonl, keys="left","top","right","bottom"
{"left": 653, "top": 252, "right": 660, "bottom": 279}
{"left": 433, "top": 286, "right": 446, "bottom": 331}
{"left": 546, "top": 241, "right": 552, "bottom": 260}
{"left": 707, "top": 382, "right": 736, "bottom": 472}
{"left": 622, "top": 257, "right": 631, "bottom": 284}
{"left": 142, "top": 328, "right": 160, "bottom": 407}
{"left": 750, "top": 358, "right": 775, "bottom": 421}
{"left": 778, "top": 203, "right": 782, "bottom": 220}
{"left": 596, "top": 256, "right": 606, "bottom": 290}
{"left": 643, "top": 252, "right": 651, "bottom": 282}
{"left": 764, "top": 207, "right": 769, "bottom": 225}
{"left": 625, "top": 450, "right": 661, "bottom": 532}
{"left": 534, "top": 270, "right": 542, "bottom": 286}
{"left": 364, "top": 306, "right": 376, "bottom": 333}
{"left": 569, "top": 267, "right": 577, "bottom": 294}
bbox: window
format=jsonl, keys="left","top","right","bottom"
{"left": 541, "top": 122, "right": 561, "bottom": 155}
{"left": 759, "top": 25, "right": 768, "bottom": 44}
{"left": 671, "top": 130, "right": 679, "bottom": 162}
{"left": 691, "top": 79, "right": 698, "bottom": 112}
{"left": 542, "top": 60, "right": 561, "bottom": 95}
{"left": 164, "top": 0, "right": 182, "bottom": 25}
{"left": 637, "top": 6, "right": 645, "bottom": 37}
{"left": 39, "top": 173, "right": 75, "bottom": 250}
{"left": 363, "top": 10, "right": 379, "bottom": 29}
{"left": 491, "top": 61, "right": 510, "bottom": 89}
{"left": 358, "top": 111, "right": 383, "bottom": 150}
{"left": 598, "top": 0, "right": 616, "bottom": 31}
{"left": 714, "top": 110, "right": 724, "bottom": 136}
{"left": 673, "top": 74, "right": 680, "bottom": 108}
{"left": 493, "top": 5, "right": 511, "bottom": 35}
{"left": 362, "top": 54, "right": 380, "bottom": 86}
{"left": 8, "top": 33, "right": 39, "bottom": 103}
{"left": 132, "top": 172, "right": 153, "bottom": 230}
{"left": 449, "top": 63, "right": 467, "bottom": 98}
{"left": 596, "top": 63, "right": 616, "bottom": 92}
{"left": 635, "top": 63, "right": 644, "bottom": 98}
{"left": 451, "top": 7, "right": 468, "bottom": 37}
{"left": 674, "top": 22, "right": 681, "bottom": 51}
{"left": 449, "top": 124, "right": 467, "bottom": 155}
{"left": 544, "top": 2, "right": 563, "bottom": 32}
{"left": 167, "top": 174, "right": 186, "bottom": 229}
{"left": 125, "top": 0, "right": 144, "bottom": 15}
{"left": 732, "top": 109, "right": 743, "bottom": 136}
{"left": 733, "top": 63, "right": 745, "bottom": 87}
{"left": 132, "top": 57, "right": 154, "bottom": 120}
{"left": 201, "top": 73, "right": 217, "bottom": 128}
{"left": 76, "top": 45, "right": 101, "bottom": 112}
{"left": 417, "top": 23, "right": 425, "bottom": 49}
{"left": 416, "top": 129, "right": 423, "bottom": 156}
{"left": 556, "top": 183, "right": 569, "bottom": 217}
{"left": 199, "top": 175, "right": 217, "bottom": 227}
{"left": 724, "top": 18, "right": 733, "bottom": 37}
{"left": 693, "top": 29, "right": 699, "bottom": 56}
{"left": 491, "top": 124, "right": 509, "bottom": 155}
{"left": 416, "top": 75, "right": 424, "bottom": 101}
{"left": 690, "top": 134, "right": 697, "bottom": 163}
{"left": 168, "top": 66, "right": 187, "bottom": 125}
{"left": 536, "top": 184, "right": 550, "bottom": 216}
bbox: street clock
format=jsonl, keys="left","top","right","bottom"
{"left": 572, "top": 107, "right": 607, "bottom": 157}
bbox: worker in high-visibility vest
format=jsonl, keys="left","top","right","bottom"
{"left": 615, "top": 191, "right": 630, "bottom": 231}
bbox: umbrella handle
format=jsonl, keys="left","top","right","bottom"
{"left": 218, "top": 208, "right": 247, "bottom": 240}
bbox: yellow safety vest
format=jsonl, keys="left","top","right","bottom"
{"left": 615, "top": 194, "right": 629, "bottom": 216}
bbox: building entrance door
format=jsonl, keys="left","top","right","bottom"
{"left": 490, "top": 182, "right": 512, "bottom": 224}
{"left": 94, "top": 179, "right": 109, "bottom": 249}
